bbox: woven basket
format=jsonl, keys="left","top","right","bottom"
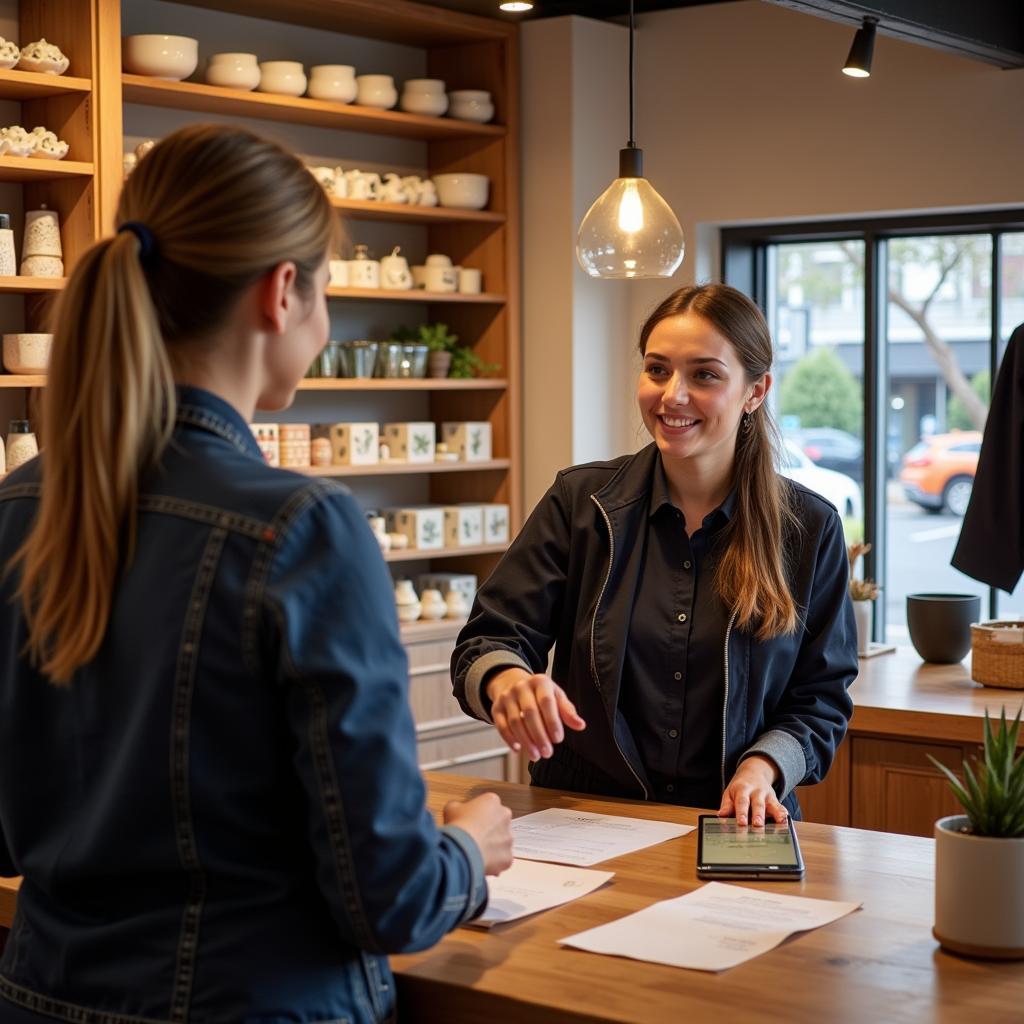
{"left": 971, "top": 621, "right": 1024, "bottom": 689}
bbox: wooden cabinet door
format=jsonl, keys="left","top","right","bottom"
{"left": 796, "top": 739, "right": 851, "bottom": 826}
{"left": 851, "top": 737, "right": 965, "bottom": 837}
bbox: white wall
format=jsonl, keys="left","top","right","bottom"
{"left": 520, "top": 1, "right": 1024, "bottom": 507}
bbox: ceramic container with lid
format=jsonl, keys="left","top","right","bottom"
{"left": 355, "top": 74, "right": 397, "bottom": 109}
{"left": 400, "top": 78, "right": 448, "bottom": 117}
{"left": 448, "top": 89, "right": 495, "bottom": 123}
{"left": 6, "top": 419, "right": 37, "bottom": 470}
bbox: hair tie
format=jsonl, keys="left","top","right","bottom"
{"left": 117, "top": 221, "right": 158, "bottom": 268}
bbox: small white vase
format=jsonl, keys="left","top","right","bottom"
{"left": 853, "top": 599, "right": 873, "bottom": 654}
{"left": 444, "top": 589, "right": 469, "bottom": 620}
{"left": 420, "top": 588, "right": 447, "bottom": 620}
{"left": 395, "top": 579, "right": 421, "bottom": 622}
{"left": 934, "top": 815, "right": 1024, "bottom": 958}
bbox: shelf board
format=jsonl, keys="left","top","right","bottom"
{"left": 331, "top": 198, "right": 504, "bottom": 226}
{"left": 0, "top": 156, "right": 93, "bottom": 182}
{"left": 0, "top": 68, "right": 91, "bottom": 100}
{"left": 0, "top": 276, "right": 66, "bottom": 293}
{"left": 385, "top": 543, "right": 507, "bottom": 564}
{"left": 297, "top": 378, "right": 507, "bottom": 391}
{"left": 295, "top": 459, "right": 509, "bottom": 478}
{"left": 122, "top": 75, "right": 505, "bottom": 141}
{"left": 327, "top": 286, "right": 505, "bottom": 304}
{"left": 0, "top": 374, "right": 45, "bottom": 387}
{"left": 399, "top": 618, "right": 467, "bottom": 642}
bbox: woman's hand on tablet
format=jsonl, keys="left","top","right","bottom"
{"left": 718, "top": 755, "right": 788, "bottom": 827}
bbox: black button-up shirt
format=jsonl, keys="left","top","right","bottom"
{"left": 619, "top": 456, "right": 735, "bottom": 809}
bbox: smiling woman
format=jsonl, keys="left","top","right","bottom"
{"left": 451, "top": 282, "right": 858, "bottom": 832}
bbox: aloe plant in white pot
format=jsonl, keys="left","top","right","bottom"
{"left": 929, "top": 709, "right": 1024, "bottom": 959}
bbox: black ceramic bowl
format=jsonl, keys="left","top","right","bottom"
{"left": 906, "top": 593, "right": 981, "bottom": 664}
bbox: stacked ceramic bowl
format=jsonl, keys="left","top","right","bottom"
{"left": 122, "top": 35, "right": 198, "bottom": 80}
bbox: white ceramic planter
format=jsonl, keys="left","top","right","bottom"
{"left": 206, "top": 53, "right": 260, "bottom": 91}
{"left": 853, "top": 599, "right": 872, "bottom": 654}
{"left": 122, "top": 35, "right": 198, "bottom": 80}
{"left": 934, "top": 815, "right": 1024, "bottom": 958}
{"left": 307, "top": 64, "right": 357, "bottom": 103}
{"left": 258, "top": 61, "right": 307, "bottom": 97}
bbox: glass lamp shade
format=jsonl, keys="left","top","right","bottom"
{"left": 576, "top": 155, "right": 684, "bottom": 279}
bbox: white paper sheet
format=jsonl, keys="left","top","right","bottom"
{"left": 466, "top": 858, "right": 615, "bottom": 928}
{"left": 510, "top": 807, "right": 694, "bottom": 866}
{"left": 559, "top": 881, "right": 862, "bottom": 971}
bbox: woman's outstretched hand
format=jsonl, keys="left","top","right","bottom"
{"left": 486, "top": 668, "right": 586, "bottom": 761}
{"left": 717, "top": 754, "right": 788, "bottom": 827}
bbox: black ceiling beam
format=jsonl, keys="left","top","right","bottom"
{"left": 761, "top": 0, "right": 1024, "bottom": 68}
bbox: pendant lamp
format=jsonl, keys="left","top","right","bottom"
{"left": 575, "top": 0, "right": 684, "bottom": 279}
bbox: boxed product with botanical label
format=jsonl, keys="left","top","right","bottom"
{"left": 250, "top": 423, "right": 280, "bottom": 467}
{"left": 322, "top": 422, "right": 379, "bottom": 465}
{"left": 385, "top": 506, "right": 445, "bottom": 551}
{"left": 384, "top": 421, "right": 436, "bottom": 463}
{"left": 480, "top": 503, "right": 510, "bottom": 544}
{"left": 444, "top": 504, "right": 484, "bottom": 548}
{"left": 441, "top": 421, "right": 492, "bottom": 462}
{"left": 279, "top": 423, "right": 311, "bottom": 468}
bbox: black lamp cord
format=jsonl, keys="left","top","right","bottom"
{"left": 628, "top": 0, "right": 635, "bottom": 147}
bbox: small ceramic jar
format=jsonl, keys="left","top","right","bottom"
{"left": 368, "top": 516, "right": 391, "bottom": 552}
{"left": 307, "top": 64, "right": 357, "bottom": 103}
{"left": 448, "top": 89, "right": 495, "bottom": 123}
{"left": 20, "top": 255, "right": 64, "bottom": 278}
{"left": 2, "top": 333, "right": 52, "bottom": 374}
{"left": 311, "top": 436, "right": 333, "bottom": 467}
{"left": 444, "top": 589, "right": 469, "bottom": 619}
{"left": 6, "top": 420, "right": 38, "bottom": 470}
{"left": 395, "top": 579, "right": 421, "bottom": 622}
{"left": 206, "top": 52, "right": 260, "bottom": 91}
{"left": 23, "top": 207, "right": 62, "bottom": 257}
{"left": 0, "top": 213, "right": 16, "bottom": 276}
{"left": 348, "top": 244, "right": 380, "bottom": 289}
{"left": 258, "top": 61, "right": 307, "bottom": 97}
{"left": 420, "top": 588, "right": 447, "bottom": 620}
{"left": 355, "top": 74, "right": 397, "bottom": 109}
{"left": 399, "top": 79, "right": 448, "bottom": 117}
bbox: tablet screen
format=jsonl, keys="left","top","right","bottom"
{"left": 700, "top": 818, "right": 799, "bottom": 866}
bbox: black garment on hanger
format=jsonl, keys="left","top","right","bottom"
{"left": 951, "top": 323, "right": 1024, "bottom": 592}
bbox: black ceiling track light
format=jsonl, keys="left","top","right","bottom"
{"left": 843, "top": 16, "right": 878, "bottom": 78}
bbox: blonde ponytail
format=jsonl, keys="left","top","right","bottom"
{"left": 14, "top": 124, "right": 335, "bottom": 684}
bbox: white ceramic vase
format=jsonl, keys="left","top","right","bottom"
{"left": 420, "top": 588, "right": 447, "bottom": 620}
{"left": 853, "top": 599, "right": 873, "bottom": 655}
{"left": 444, "top": 589, "right": 469, "bottom": 620}
{"left": 934, "top": 815, "right": 1024, "bottom": 958}
{"left": 395, "top": 579, "right": 421, "bottom": 622}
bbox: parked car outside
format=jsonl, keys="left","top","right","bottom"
{"left": 779, "top": 440, "right": 863, "bottom": 521}
{"left": 788, "top": 427, "right": 863, "bottom": 482}
{"left": 899, "top": 431, "right": 981, "bottom": 516}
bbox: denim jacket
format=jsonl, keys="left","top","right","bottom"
{"left": 452, "top": 444, "right": 857, "bottom": 816}
{"left": 0, "top": 387, "right": 486, "bottom": 1024}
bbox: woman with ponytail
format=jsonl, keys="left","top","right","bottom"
{"left": 454, "top": 283, "right": 856, "bottom": 825}
{"left": 0, "top": 124, "right": 511, "bottom": 1024}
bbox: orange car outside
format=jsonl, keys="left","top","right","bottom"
{"left": 899, "top": 431, "right": 981, "bottom": 516}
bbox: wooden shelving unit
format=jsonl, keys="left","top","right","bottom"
{"left": 296, "top": 459, "right": 510, "bottom": 478}
{"left": 326, "top": 285, "right": 506, "bottom": 304}
{"left": 297, "top": 377, "right": 507, "bottom": 391}
{"left": 385, "top": 543, "right": 508, "bottom": 564}
{"left": 0, "top": 67, "right": 91, "bottom": 99}
{"left": 122, "top": 75, "right": 506, "bottom": 141}
{"left": 0, "top": 277, "right": 66, "bottom": 293}
{"left": 0, "top": 157, "right": 94, "bottom": 182}
{"left": 0, "top": 375, "right": 46, "bottom": 388}
{"left": 331, "top": 198, "right": 504, "bottom": 226}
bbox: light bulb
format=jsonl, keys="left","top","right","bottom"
{"left": 499, "top": 2, "right": 533, "bottom": 10}
{"left": 576, "top": 168, "right": 684, "bottom": 280}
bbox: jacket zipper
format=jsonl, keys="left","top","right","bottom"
{"left": 720, "top": 609, "right": 738, "bottom": 794}
{"left": 590, "top": 494, "right": 649, "bottom": 801}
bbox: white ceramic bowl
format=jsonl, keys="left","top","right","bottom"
{"left": 433, "top": 173, "right": 490, "bottom": 210}
{"left": 404, "top": 78, "right": 446, "bottom": 95}
{"left": 399, "top": 91, "right": 448, "bottom": 117}
{"left": 307, "top": 64, "right": 357, "bottom": 102}
{"left": 448, "top": 89, "right": 495, "bottom": 123}
{"left": 258, "top": 60, "right": 307, "bottom": 97}
{"left": 206, "top": 52, "right": 260, "bottom": 91}
{"left": 3, "top": 333, "right": 52, "bottom": 374}
{"left": 122, "top": 35, "right": 198, "bottom": 81}
{"left": 355, "top": 74, "right": 397, "bottom": 109}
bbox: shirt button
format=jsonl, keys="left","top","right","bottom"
{"left": 673, "top": 671, "right": 682, "bottom": 680}
{"left": 666, "top": 784, "right": 675, "bottom": 793}
{"left": 677, "top": 613, "right": 687, "bottom": 623}
{"left": 684, "top": 560, "right": 692, "bottom": 569}
{"left": 668, "top": 728, "right": 679, "bottom": 738}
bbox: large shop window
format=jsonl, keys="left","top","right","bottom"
{"left": 722, "top": 214, "right": 1024, "bottom": 642}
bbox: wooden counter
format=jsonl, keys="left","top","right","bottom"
{"left": 796, "top": 646, "right": 1024, "bottom": 835}
{"left": 393, "top": 772, "right": 1024, "bottom": 1024}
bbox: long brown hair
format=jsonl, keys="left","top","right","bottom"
{"left": 15, "top": 123, "right": 335, "bottom": 684}
{"left": 639, "top": 284, "right": 800, "bottom": 640}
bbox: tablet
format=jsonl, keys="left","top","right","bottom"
{"left": 696, "top": 814, "right": 805, "bottom": 880}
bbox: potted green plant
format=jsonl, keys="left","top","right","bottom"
{"left": 416, "top": 322, "right": 501, "bottom": 379}
{"left": 847, "top": 541, "right": 879, "bottom": 655}
{"left": 929, "top": 709, "right": 1024, "bottom": 959}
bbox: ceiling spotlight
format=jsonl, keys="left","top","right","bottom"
{"left": 499, "top": 2, "right": 533, "bottom": 10}
{"left": 843, "top": 16, "right": 878, "bottom": 78}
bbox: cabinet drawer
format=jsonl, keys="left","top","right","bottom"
{"left": 409, "top": 669, "right": 469, "bottom": 729}
{"left": 417, "top": 721, "right": 509, "bottom": 771}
